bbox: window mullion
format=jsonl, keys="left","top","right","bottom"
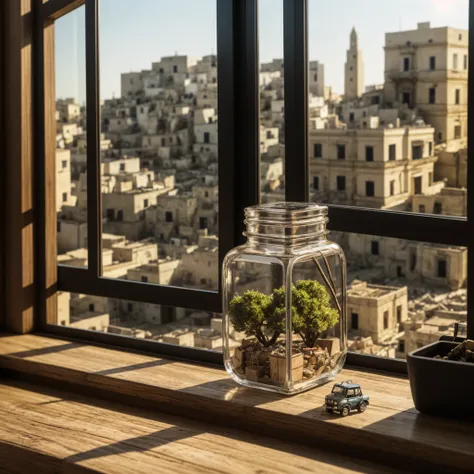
{"left": 467, "top": 0, "right": 474, "bottom": 340}
{"left": 85, "top": 0, "right": 102, "bottom": 277}
{"left": 283, "top": 0, "right": 308, "bottom": 202}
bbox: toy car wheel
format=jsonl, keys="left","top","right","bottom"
{"left": 340, "top": 406, "right": 350, "bottom": 417}
{"left": 326, "top": 408, "right": 333, "bottom": 413}
{"left": 358, "top": 401, "right": 368, "bottom": 413}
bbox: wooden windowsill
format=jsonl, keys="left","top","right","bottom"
{"left": 0, "top": 378, "right": 405, "bottom": 474}
{"left": 0, "top": 333, "right": 472, "bottom": 473}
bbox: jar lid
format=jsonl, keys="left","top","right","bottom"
{"left": 244, "top": 202, "right": 328, "bottom": 224}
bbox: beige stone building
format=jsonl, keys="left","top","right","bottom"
{"left": 412, "top": 186, "right": 467, "bottom": 216}
{"left": 126, "top": 258, "right": 180, "bottom": 286}
{"left": 102, "top": 188, "right": 163, "bottom": 241}
{"left": 57, "top": 122, "right": 81, "bottom": 145}
{"left": 56, "top": 149, "right": 76, "bottom": 211}
{"left": 192, "top": 181, "right": 218, "bottom": 235}
{"left": 57, "top": 210, "right": 87, "bottom": 253}
{"left": 260, "top": 126, "right": 279, "bottom": 153}
{"left": 56, "top": 98, "right": 81, "bottom": 123}
{"left": 337, "top": 232, "right": 467, "bottom": 290}
{"left": 180, "top": 233, "right": 218, "bottom": 290}
{"left": 347, "top": 280, "right": 408, "bottom": 345}
{"left": 152, "top": 55, "right": 197, "bottom": 77}
{"left": 261, "top": 59, "right": 284, "bottom": 73}
{"left": 344, "top": 28, "right": 364, "bottom": 100}
{"left": 309, "top": 124, "right": 438, "bottom": 210}
{"left": 434, "top": 144, "right": 467, "bottom": 188}
{"left": 384, "top": 22, "right": 468, "bottom": 143}
{"left": 57, "top": 292, "right": 110, "bottom": 332}
{"left": 99, "top": 158, "right": 174, "bottom": 241}
{"left": 121, "top": 71, "right": 148, "bottom": 97}
{"left": 309, "top": 60, "right": 325, "bottom": 97}
{"left": 146, "top": 194, "right": 198, "bottom": 243}
{"left": 400, "top": 289, "right": 467, "bottom": 356}
{"left": 403, "top": 311, "right": 466, "bottom": 355}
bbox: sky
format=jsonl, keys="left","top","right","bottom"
{"left": 55, "top": 0, "right": 468, "bottom": 104}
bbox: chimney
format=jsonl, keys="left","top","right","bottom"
{"left": 417, "top": 22, "right": 430, "bottom": 30}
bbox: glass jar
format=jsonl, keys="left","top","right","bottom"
{"left": 223, "top": 202, "right": 347, "bottom": 395}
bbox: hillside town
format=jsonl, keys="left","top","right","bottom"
{"left": 56, "top": 22, "right": 468, "bottom": 359}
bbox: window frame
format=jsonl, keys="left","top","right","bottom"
{"left": 365, "top": 145, "right": 374, "bottom": 162}
{"left": 34, "top": 0, "right": 259, "bottom": 364}
{"left": 313, "top": 142, "right": 322, "bottom": 158}
{"left": 313, "top": 175, "right": 319, "bottom": 190}
{"left": 29, "top": 0, "right": 473, "bottom": 373}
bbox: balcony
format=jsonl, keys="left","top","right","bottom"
{"left": 385, "top": 69, "right": 418, "bottom": 81}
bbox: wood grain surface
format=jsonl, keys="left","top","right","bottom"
{"left": 0, "top": 379, "right": 402, "bottom": 474}
{"left": 0, "top": 333, "right": 472, "bottom": 472}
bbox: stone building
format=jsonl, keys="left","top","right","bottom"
{"left": 400, "top": 289, "right": 467, "bottom": 355}
{"left": 192, "top": 179, "right": 218, "bottom": 235}
{"left": 344, "top": 28, "right": 364, "bottom": 100}
{"left": 56, "top": 149, "right": 76, "bottom": 211}
{"left": 412, "top": 186, "right": 467, "bottom": 216}
{"left": 108, "top": 238, "right": 158, "bottom": 267}
{"left": 121, "top": 71, "right": 148, "bottom": 97}
{"left": 180, "top": 233, "right": 218, "bottom": 290}
{"left": 384, "top": 22, "right": 468, "bottom": 143}
{"left": 434, "top": 144, "right": 467, "bottom": 188}
{"left": 309, "top": 123, "right": 438, "bottom": 210}
{"left": 57, "top": 292, "right": 110, "bottom": 332}
{"left": 99, "top": 157, "right": 174, "bottom": 241}
{"left": 403, "top": 311, "right": 466, "bottom": 355}
{"left": 309, "top": 60, "right": 325, "bottom": 97}
{"left": 146, "top": 194, "right": 198, "bottom": 243}
{"left": 261, "top": 59, "right": 284, "bottom": 73}
{"left": 260, "top": 126, "right": 279, "bottom": 154}
{"left": 337, "top": 232, "right": 467, "bottom": 290}
{"left": 152, "top": 55, "right": 197, "bottom": 77}
{"left": 57, "top": 207, "right": 87, "bottom": 254}
{"left": 347, "top": 280, "right": 408, "bottom": 345}
{"left": 56, "top": 98, "right": 81, "bottom": 123}
{"left": 57, "top": 122, "right": 81, "bottom": 145}
{"left": 126, "top": 258, "right": 181, "bottom": 286}
{"left": 102, "top": 187, "right": 164, "bottom": 241}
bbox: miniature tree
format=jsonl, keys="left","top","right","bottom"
{"left": 229, "top": 290, "right": 279, "bottom": 346}
{"left": 266, "top": 286, "right": 291, "bottom": 338}
{"left": 291, "top": 280, "right": 339, "bottom": 348}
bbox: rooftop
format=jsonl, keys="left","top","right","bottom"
{"left": 348, "top": 280, "right": 406, "bottom": 299}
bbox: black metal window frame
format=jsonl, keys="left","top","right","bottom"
{"left": 35, "top": 0, "right": 472, "bottom": 373}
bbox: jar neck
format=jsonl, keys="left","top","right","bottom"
{"left": 246, "top": 232, "right": 328, "bottom": 251}
{"left": 243, "top": 202, "right": 330, "bottom": 251}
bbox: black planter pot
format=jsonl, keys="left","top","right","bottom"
{"left": 407, "top": 341, "right": 474, "bottom": 421}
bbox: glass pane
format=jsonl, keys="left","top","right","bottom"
{"left": 332, "top": 231, "right": 467, "bottom": 359}
{"left": 259, "top": 0, "right": 284, "bottom": 203}
{"left": 308, "top": 0, "right": 468, "bottom": 216}
{"left": 99, "top": 0, "right": 218, "bottom": 289}
{"left": 55, "top": 6, "right": 88, "bottom": 267}
{"left": 57, "top": 291, "right": 221, "bottom": 350}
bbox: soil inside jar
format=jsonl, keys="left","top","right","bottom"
{"left": 233, "top": 338, "right": 344, "bottom": 385}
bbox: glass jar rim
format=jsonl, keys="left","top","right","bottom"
{"left": 245, "top": 202, "right": 328, "bottom": 223}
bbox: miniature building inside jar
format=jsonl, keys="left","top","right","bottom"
{"left": 223, "top": 202, "right": 347, "bottom": 395}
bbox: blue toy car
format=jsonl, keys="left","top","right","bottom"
{"left": 325, "top": 380, "right": 370, "bottom": 416}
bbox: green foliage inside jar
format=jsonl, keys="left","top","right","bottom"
{"left": 229, "top": 280, "right": 339, "bottom": 348}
